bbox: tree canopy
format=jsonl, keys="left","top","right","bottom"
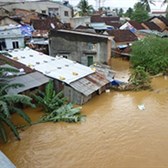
{"left": 125, "top": 7, "right": 133, "bottom": 18}
{"left": 131, "top": 36, "right": 168, "bottom": 75}
{"left": 77, "top": 0, "right": 94, "bottom": 16}
{"left": 130, "top": 2, "right": 149, "bottom": 23}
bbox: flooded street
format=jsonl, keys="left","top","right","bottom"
{"left": 1, "top": 58, "right": 168, "bottom": 168}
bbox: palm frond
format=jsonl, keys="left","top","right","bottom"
{"left": 41, "top": 103, "right": 85, "bottom": 123}
{"left": 0, "top": 114, "right": 20, "bottom": 140}
{"left": 32, "top": 94, "right": 45, "bottom": 105}
{"left": 2, "top": 94, "right": 35, "bottom": 108}
{"left": 0, "top": 121, "right": 7, "bottom": 142}
{"left": 11, "top": 107, "right": 32, "bottom": 124}
{"left": 0, "top": 67, "right": 19, "bottom": 74}
{"left": 0, "top": 100, "right": 10, "bottom": 117}
{"left": 0, "top": 83, "right": 24, "bottom": 95}
{"left": 44, "top": 80, "right": 54, "bottom": 102}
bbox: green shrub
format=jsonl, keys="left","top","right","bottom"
{"left": 131, "top": 36, "right": 168, "bottom": 75}
{"left": 129, "top": 66, "right": 151, "bottom": 90}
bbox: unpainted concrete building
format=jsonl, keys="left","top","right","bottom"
{"left": 49, "top": 29, "right": 112, "bottom": 66}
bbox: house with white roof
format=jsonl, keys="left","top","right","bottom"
{"left": 4, "top": 47, "right": 110, "bottom": 104}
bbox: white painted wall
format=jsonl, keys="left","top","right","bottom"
{"left": 5, "top": 37, "right": 24, "bottom": 50}
{"left": 70, "top": 16, "right": 91, "bottom": 28}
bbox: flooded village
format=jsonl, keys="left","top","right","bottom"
{"left": 0, "top": 0, "right": 168, "bottom": 168}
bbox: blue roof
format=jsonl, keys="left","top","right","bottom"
{"left": 20, "top": 25, "right": 34, "bottom": 37}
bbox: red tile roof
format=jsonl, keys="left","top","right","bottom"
{"left": 107, "top": 30, "right": 138, "bottom": 42}
{"left": 142, "top": 21, "right": 162, "bottom": 31}
{"left": 157, "top": 16, "right": 168, "bottom": 26}
{"left": 105, "top": 21, "right": 122, "bottom": 29}
{"left": 31, "top": 18, "right": 70, "bottom": 30}
{"left": 91, "top": 15, "right": 120, "bottom": 23}
{"left": 128, "top": 21, "right": 144, "bottom": 30}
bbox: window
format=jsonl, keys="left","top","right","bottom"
{"left": 87, "top": 56, "right": 93, "bottom": 66}
{"left": 88, "top": 42, "right": 94, "bottom": 50}
{"left": 63, "top": 55, "right": 67, "bottom": 59}
{"left": 64, "top": 11, "right": 69, "bottom": 16}
{"left": 0, "top": 39, "right": 6, "bottom": 50}
{"left": 48, "top": 8, "right": 59, "bottom": 17}
{"left": 12, "top": 41, "right": 19, "bottom": 49}
{"left": 41, "top": 10, "right": 46, "bottom": 14}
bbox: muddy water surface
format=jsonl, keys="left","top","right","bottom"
{"left": 1, "top": 58, "right": 168, "bottom": 168}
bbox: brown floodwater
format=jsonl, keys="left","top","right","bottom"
{"left": 1, "top": 58, "right": 168, "bottom": 168}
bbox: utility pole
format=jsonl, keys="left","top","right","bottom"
{"left": 95, "top": 0, "right": 106, "bottom": 10}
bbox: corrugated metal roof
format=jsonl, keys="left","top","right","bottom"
{"left": 70, "top": 72, "right": 109, "bottom": 96}
{"left": 90, "top": 23, "right": 113, "bottom": 30}
{"left": 57, "top": 29, "right": 110, "bottom": 39}
{"left": 8, "top": 71, "right": 50, "bottom": 94}
{"left": 6, "top": 47, "right": 94, "bottom": 84}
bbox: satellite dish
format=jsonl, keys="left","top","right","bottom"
{"left": 50, "top": 23, "right": 55, "bottom": 29}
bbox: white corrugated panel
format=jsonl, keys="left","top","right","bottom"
{"left": 7, "top": 47, "right": 94, "bottom": 84}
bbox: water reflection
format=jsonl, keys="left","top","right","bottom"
{"left": 1, "top": 58, "right": 168, "bottom": 168}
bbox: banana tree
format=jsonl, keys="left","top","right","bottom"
{"left": 32, "top": 80, "right": 85, "bottom": 123}
{"left": 0, "top": 66, "right": 35, "bottom": 142}
{"left": 32, "top": 80, "right": 67, "bottom": 113}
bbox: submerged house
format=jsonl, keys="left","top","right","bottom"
{"left": 4, "top": 47, "right": 110, "bottom": 104}
{"left": 106, "top": 29, "right": 138, "bottom": 49}
{"left": 105, "top": 29, "right": 138, "bottom": 57}
{"left": 119, "top": 20, "right": 145, "bottom": 32}
{"left": 49, "top": 29, "right": 112, "bottom": 66}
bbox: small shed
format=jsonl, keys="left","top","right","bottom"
{"left": 64, "top": 72, "right": 110, "bottom": 104}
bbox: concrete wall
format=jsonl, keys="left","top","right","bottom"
{"left": 3, "top": 1, "right": 72, "bottom": 23}
{"left": 49, "top": 30, "right": 111, "bottom": 65}
{"left": 70, "top": 16, "right": 90, "bottom": 28}
{"left": 0, "top": 27, "right": 24, "bottom": 50}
